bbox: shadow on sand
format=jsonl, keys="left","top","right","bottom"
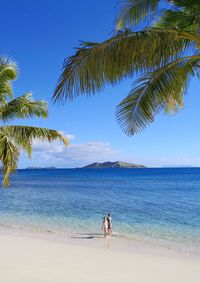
{"left": 71, "top": 232, "right": 103, "bottom": 240}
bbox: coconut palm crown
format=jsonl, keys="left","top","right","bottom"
{"left": 0, "top": 57, "right": 68, "bottom": 187}
{"left": 53, "top": 0, "right": 200, "bottom": 136}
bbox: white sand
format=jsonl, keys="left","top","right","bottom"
{"left": 0, "top": 229, "right": 199, "bottom": 283}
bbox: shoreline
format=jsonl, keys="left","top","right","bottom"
{"left": 0, "top": 226, "right": 199, "bottom": 283}
{"left": 0, "top": 224, "right": 199, "bottom": 260}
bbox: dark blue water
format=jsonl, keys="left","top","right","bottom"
{"left": 0, "top": 168, "right": 199, "bottom": 252}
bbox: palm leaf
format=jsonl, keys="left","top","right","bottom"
{"left": 170, "top": 0, "right": 200, "bottom": 10}
{"left": 0, "top": 57, "right": 69, "bottom": 187}
{"left": 0, "top": 132, "right": 19, "bottom": 187}
{"left": 0, "top": 58, "right": 17, "bottom": 100}
{"left": 116, "top": 55, "right": 200, "bottom": 135}
{"left": 115, "top": 0, "right": 160, "bottom": 29}
{"left": 1, "top": 126, "right": 69, "bottom": 147}
{"left": 115, "top": 0, "right": 200, "bottom": 30}
{"left": 157, "top": 9, "right": 200, "bottom": 32}
{"left": 0, "top": 126, "right": 69, "bottom": 187}
{"left": 53, "top": 29, "right": 197, "bottom": 102}
{"left": 0, "top": 93, "right": 48, "bottom": 122}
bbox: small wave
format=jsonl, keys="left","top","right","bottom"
{"left": 0, "top": 222, "right": 64, "bottom": 235}
{"left": 0, "top": 222, "right": 199, "bottom": 257}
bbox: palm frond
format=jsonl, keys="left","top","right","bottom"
{"left": 116, "top": 55, "right": 200, "bottom": 135}
{"left": 157, "top": 8, "right": 200, "bottom": 32}
{"left": 115, "top": 0, "right": 159, "bottom": 29}
{"left": 0, "top": 58, "right": 17, "bottom": 100}
{"left": 1, "top": 126, "right": 69, "bottom": 148}
{"left": 0, "top": 132, "right": 19, "bottom": 187}
{"left": 0, "top": 56, "right": 69, "bottom": 187}
{"left": 0, "top": 126, "right": 69, "bottom": 187}
{"left": 53, "top": 29, "right": 197, "bottom": 102}
{"left": 170, "top": 0, "right": 200, "bottom": 10}
{"left": 0, "top": 93, "right": 48, "bottom": 122}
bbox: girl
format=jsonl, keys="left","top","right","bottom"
{"left": 102, "top": 216, "right": 108, "bottom": 238}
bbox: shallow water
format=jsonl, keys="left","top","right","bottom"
{"left": 0, "top": 168, "right": 199, "bottom": 254}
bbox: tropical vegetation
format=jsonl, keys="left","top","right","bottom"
{"left": 0, "top": 58, "right": 68, "bottom": 187}
{"left": 53, "top": 0, "right": 200, "bottom": 136}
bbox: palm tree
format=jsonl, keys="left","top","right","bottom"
{"left": 53, "top": 0, "right": 200, "bottom": 136}
{"left": 0, "top": 57, "right": 68, "bottom": 187}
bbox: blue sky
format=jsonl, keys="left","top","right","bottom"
{"left": 1, "top": 0, "right": 200, "bottom": 168}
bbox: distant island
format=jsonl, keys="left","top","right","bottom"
{"left": 26, "top": 166, "right": 57, "bottom": 169}
{"left": 82, "top": 161, "right": 146, "bottom": 168}
{"left": 25, "top": 162, "right": 146, "bottom": 169}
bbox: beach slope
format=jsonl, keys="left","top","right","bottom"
{"left": 0, "top": 231, "right": 199, "bottom": 283}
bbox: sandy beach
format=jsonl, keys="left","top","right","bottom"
{"left": 0, "top": 228, "right": 199, "bottom": 283}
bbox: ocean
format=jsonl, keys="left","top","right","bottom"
{"left": 0, "top": 168, "right": 199, "bottom": 254}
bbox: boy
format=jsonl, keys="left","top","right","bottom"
{"left": 107, "top": 213, "right": 112, "bottom": 235}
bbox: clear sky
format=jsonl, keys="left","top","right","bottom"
{"left": 1, "top": 0, "right": 200, "bottom": 168}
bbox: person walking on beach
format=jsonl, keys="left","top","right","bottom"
{"left": 102, "top": 217, "right": 109, "bottom": 238}
{"left": 107, "top": 213, "right": 112, "bottom": 235}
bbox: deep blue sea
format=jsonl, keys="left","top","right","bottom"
{"left": 0, "top": 168, "right": 199, "bottom": 253}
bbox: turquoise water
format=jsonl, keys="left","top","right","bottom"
{"left": 0, "top": 168, "right": 199, "bottom": 253}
